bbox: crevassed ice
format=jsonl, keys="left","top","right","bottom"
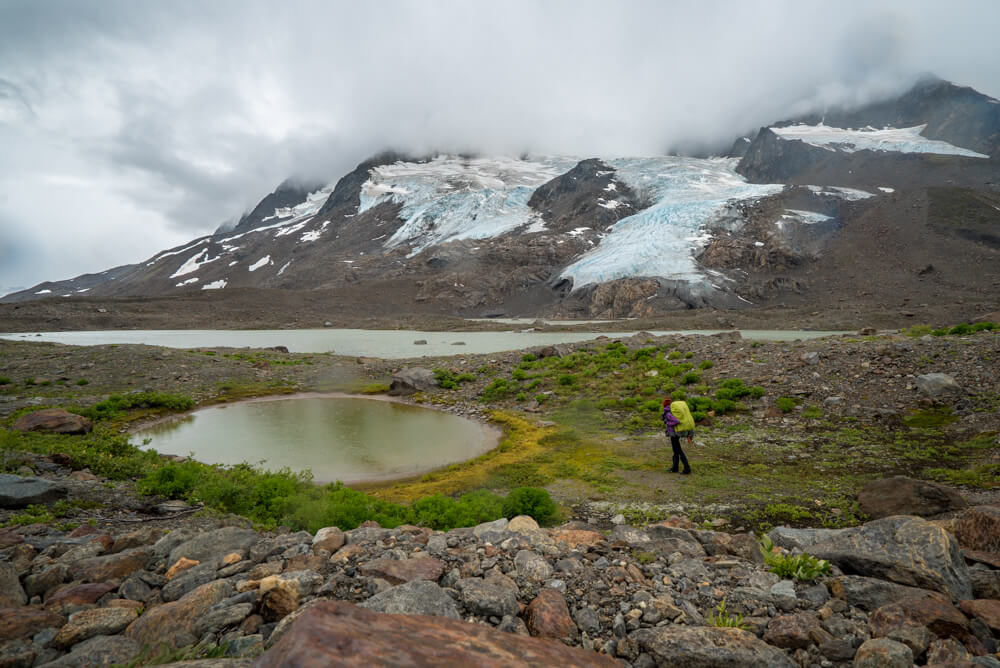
{"left": 560, "top": 157, "right": 782, "bottom": 289}
{"left": 771, "top": 124, "right": 989, "bottom": 158}
{"left": 359, "top": 155, "right": 579, "bottom": 255}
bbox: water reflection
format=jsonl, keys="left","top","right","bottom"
{"left": 133, "top": 397, "right": 494, "bottom": 484}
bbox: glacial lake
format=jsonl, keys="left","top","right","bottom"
{"left": 132, "top": 395, "right": 497, "bottom": 484}
{"left": 0, "top": 328, "right": 847, "bottom": 358}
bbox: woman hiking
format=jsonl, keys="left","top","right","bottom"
{"left": 661, "top": 395, "right": 693, "bottom": 474}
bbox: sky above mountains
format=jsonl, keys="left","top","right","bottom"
{"left": 1, "top": 0, "right": 998, "bottom": 294}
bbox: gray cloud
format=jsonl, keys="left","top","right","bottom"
{"left": 1, "top": 0, "right": 998, "bottom": 290}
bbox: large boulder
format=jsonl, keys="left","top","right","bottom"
{"left": 630, "top": 625, "right": 796, "bottom": 667}
{"left": 853, "top": 638, "right": 913, "bottom": 668}
{"left": 359, "top": 581, "right": 460, "bottom": 619}
{"left": 167, "top": 527, "right": 259, "bottom": 565}
{"left": 827, "top": 575, "right": 947, "bottom": 612}
{"left": 254, "top": 600, "right": 618, "bottom": 667}
{"left": 786, "top": 516, "right": 973, "bottom": 601}
{"left": 11, "top": 409, "right": 92, "bottom": 434}
{"left": 0, "top": 474, "right": 67, "bottom": 509}
{"left": 125, "top": 580, "right": 232, "bottom": 650}
{"left": 954, "top": 505, "right": 1000, "bottom": 553}
{"left": 857, "top": 477, "right": 967, "bottom": 518}
{"left": 869, "top": 598, "right": 970, "bottom": 640}
{"left": 914, "top": 373, "right": 963, "bottom": 398}
{"left": 387, "top": 367, "right": 437, "bottom": 396}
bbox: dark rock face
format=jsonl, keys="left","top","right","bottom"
{"left": 857, "top": 476, "right": 968, "bottom": 518}
{"left": 316, "top": 152, "right": 415, "bottom": 218}
{"left": 0, "top": 474, "right": 68, "bottom": 509}
{"left": 527, "top": 158, "right": 640, "bottom": 234}
{"left": 232, "top": 179, "right": 325, "bottom": 233}
{"left": 254, "top": 600, "right": 618, "bottom": 667}
{"left": 11, "top": 409, "right": 92, "bottom": 435}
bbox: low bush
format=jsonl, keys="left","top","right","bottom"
{"left": 706, "top": 599, "right": 749, "bottom": 629}
{"left": 80, "top": 391, "right": 194, "bottom": 421}
{"left": 775, "top": 396, "right": 798, "bottom": 413}
{"left": 759, "top": 535, "right": 831, "bottom": 581}
{"left": 502, "top": 487, "right": 558, "bottom": 525}
{"left": 434, "top": 369, "right": 476, "bottom": 390}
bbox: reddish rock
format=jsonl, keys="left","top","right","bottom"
{"left": 0, "top": 529, "right": 24, "bottom": 550}
{"left": 110, "top": 527, "right": 164, "bottom": 554}
{"left": 125, "top": 580, "right": 231, "bottom": 650}
{"left": 764, "top": 613, "right": 824, "bottom": 650}
{"left": 926, "top": 637, "right": 972, "bottom": 664}
{"left": 550, "top": 529, "right": 605, "bottom": 549}
{"left": 523, "top": 588, "right": 575, "bottom": 639}
{"left": 869, "top": 598, "right": 970, "bottom": 641}
{"left": 330, "top": 544, "right": 365, "bottom": 564}
{"left": 359, "top": 557, "right": 445, "bottom": 585}
{"left": 955, "top": 506, "right": 1000, "bottom": 553}
{"left": 262, "top": 586, "right": 299, "bottom": 623}
{"left": 254, "top": 600, "right": 617, "bottom": 667}
{"left": 69, "top": 547, "right": 152, "bottom": 582}
{"left": 12, "top": 409, "right": 92, "bottom": 434}
{"left": 0, "top": 607, "right": 65, "bottom": 641}
{"left": 68, "top": 526, "right": 113, "bottom": 551}
{"left": 957, "top": 599, "right": 1000, "bottom": 633}
{"left": 44, "top": 582, "right": 116, "bottom": 614}
{"left": 962, "top": 549, "right": 1000, "bottom": 569}
{"left": 285, "top": 553, "right": 327, "bottom": 572}
{"left": 858, "top": 477, "right": 967, "bottom": 519}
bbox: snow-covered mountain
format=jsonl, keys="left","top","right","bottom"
{"left": 5, "top": 76, "right": 999, "bottom": 318}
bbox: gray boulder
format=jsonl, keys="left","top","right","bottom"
{"left": 915, "top": 373, "right": 962, "bottom": 397}
{"left": 0, "top": 562, "right": 26, "bottom": 607}
{"left": 167, "top": 527, "right": 259, "bottom": 565}
{"left": 38, "top": 635, "right": 141, "bottom": 668}
{"left": 827, "top": 575, "right": 946, "bottom": 612}
{"left": 857, "top": 476, "right": 967, "bottom": 518}
{"left": 853, "top": 637, "right": 913, "bottom": 668}
{"left": 799, "top": 516, "right": 973, "bottom": 601}
{"left": 631, "top": 626, "right": 796, "bottom": 667}
{"left": 0, "top": 474, "right": 67, "bottom": 508}
{"left": 456, "top": 577, "right": 519, "bottom": 618}
{"left": 388, "top": 367, "right": 437, "bottom": 396}
{"left": 360, "top": 581, "right": 461, "bottom": 619}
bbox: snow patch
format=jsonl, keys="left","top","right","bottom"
{"left": 248, "top": 256, "right": 272, "bottom": 272}
{"left": 568, "top": 227, "right": 591, "bottom": 236}
{"left": 300, "top": 220, "right": 330, "bottom": 243}
{"left": 772, "top": 124, "right": 989, "bottom": 158}
{"left": 170, "top": 249, "right": 220, "bottom": 278}
{"left": 806, "top": 185, "right": 873, "bottom": 200}
{"left": 277, "top": 261, "right": 291, "bottom": 276}
{"left": 780, "top": 209, "right": 834, "bottom": 225}
{"left": 201, "top": 280, "right": 227, "bottom": 290}
{"left": 597, "top": 198, "right": 623, "bottom": 210}
{"left": 148, "top": 239, "right": 209, "bottom": 266}
{"left": 878, "top": 187, "right": 895, "bottom": 193}
{"left": 175, "top": 277, "right": 199, "bottom": 287}
{"left": 35, "top": 289, "right": 51, "bottom": 294}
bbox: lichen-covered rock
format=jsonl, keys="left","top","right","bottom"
{"left": 0, "top": 607, "right": 64, "bottom": 641}
{"left": 955, "top": 506, "right": 1000, "bottom": 553}
{"left": 853, "top": 637, "right": 913, "bottom": 668}
{"left": 0, "top": 563, "right": 26, "bottom": 608}
{"left": 125, "top": 579, "right": 232, "bottom": 650}
{"left": 167, "top": 527, "right": 259, "bottom": 565}
{"left": 254, "top": 600, "right": 618, "bottom": 667}
{"left": 54, "top": 607, "right": 138, "bottom": 648}
{"left": 387, "top": 367, "right": 437, "bottom": 395}
{"left": 360, "top": 581, "right": 461, "bottom": 619}
{"left": 44, "top": 582, "right": 117, "bottom": 615}
{"left": 857, "top": 476, "right": 967, "bottom": 518}
{"left": 457, "top": 577, "right": 519, "bottom": 618}
{"left": 40, "top": 634, "right": 141, "bottom": 668}
{"left": 631, "top": 625, "right": 796, "bottom": 667}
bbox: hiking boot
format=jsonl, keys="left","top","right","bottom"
{"left": 681, "top": 470, "right": 691, "bottom": 475}
{"left": 668, "top": 469, "right": 679, "bottom": 473}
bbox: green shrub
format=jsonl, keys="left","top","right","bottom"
{"left": 0, "top": 377, "right": 10, "bottom": 385}
{"left": 502, "top": 487, "right": 558, "bottom": 525}
{"left": 681, "top": 372, "right": 700, "bottom": 385}
{"left": 775, "top": 396, "right": 798, "bottom": 413}
{"left": 557, "top": 374, "right": 576, "bottom": 386}
{"left": 434, "top": 369, "right": 476, "bottom": 390}
{"left": 642, "top": 399, "right": 662, "bottom": 412}
{"left": 75, "top": 379, "right": 89, "bottom": 386}
{"left": 511, "top": 368, "right": 527, "bottom": 381}
{"left": 706, "top": 599, "right": 749, "bottom": 629}
{"left": 667, "top": 351, "right": 683, "bottom": 360}
{"left": 481, "top": 378, "right": 513, "bottom": 402}
{"left": 80, "top": 391, "right": 194, "bottom": 421}
{"left": 521, "top": 353, "right": 537, "bottom": 362}
{"left": 759, "top": 535, "right": 831, "bottom": 581}
{"left": 699, "top": 360, "right": 714, "bottom": 370}
{"left": 534, "top": 394, "right": 548, "bottom": 404}
{"left": 515, "top": 392, "right": 527, "bottom": 402}
{"left": 411, "top": 490, "right": 504, "bottom": 530}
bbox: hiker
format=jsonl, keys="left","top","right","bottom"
{"left": 661, "top": 395, "right": 693, "bottom": 474}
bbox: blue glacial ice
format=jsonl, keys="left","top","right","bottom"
{"left": 560, "top": 157, "right": 783, "bottom": 289}
{"left": 359, "top": 155, "right": 579, "bottom": 254}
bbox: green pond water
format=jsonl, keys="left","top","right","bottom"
{"left": 133, "top": 396, "right": 495, "bottom": 484}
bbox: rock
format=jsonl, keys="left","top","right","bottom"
{"left": 767, "top": 526, "right": 839, "bottom": 551}
{"left": 110, "top": 527, "right": 163, "bottom": 554}
{"left": 11, "top": 409, "right": 92, "bottom": 434}
{"left": 53, "top": 607, "right": 138, "bottom": 648}
{"left": 0, "top": 607, "right": 65, "bottom": 641}
{"left": 359, "top": 556, "right": 445, "bottom": 585}
{"left": 125, "top": 579, "right": 232, "bottom": 650}
{"left": 387, "top": 367, "right": 437, "bottom": 395}
{"left": 507, "top": 515, "right": 540, "bottom": 533}
{"left": 691, "top": 530, "right": 762, "bottom": 563}
{"left": 550, "top": 529, "right": 605, "bottom": 549}
{"left": 0, "top": 563, "right": 26, "bottom": 607}
{"left": 926, "top": 636, "right": 972, "bottom": 664}
{"left": 261, "top": 587, "right": 299, "bottom": 623}
{"left": 168, "top": 527, "right": 258, "bottom": 565}
{"left": 68, "top": 547, "right": 152, "bottom": 583}
{"left": 254, "top": 600, "right": 617, "bottom": 667}
{"left": 958, "top": 599, "right": 1000, "bottom": 634}
{"left": 360, "top": 581, "right": 461, "bottom": 619}
{"left": 0, "top": 474, "right": 68, "bottom": 508}
{"left": 161, "top": 561, "right": 219, "bottom": 601}
{"left": 39, "top": 634, "right": 141, "bottom": 667}
{"left": 828, "top": 575, "right": 948, "bottom": 612}
{"left": 763, "top": 612, "right": 824, "bottom": 650}
{"left": 819, "top": 637, "right": 856, "bottom": 661}
{"left": 472, "top": 518, "right": 509, "bottom": 539}
{"left": 885, "top": 624, "right": 933, "bottom": 657}
{"left": 44, "top": 582, "right": 117, "bottom": 615}
{"left": 166, "top": 556, "right": 200, "bottom": 579}
{"left": 197, "top": 602, "right": 254, "bottom": 635}
{"left": 514, "top": 550, "right": 552, "bottom": 581}
{"left": 869, "top": 598, "right": 970, "bottom": 641}
{"left": 915, "top": 373, "right": 963, "bottom": 397}
{"left": 0, "top": 528, "right": 24, "bottom": 550}
{"left": 803, "top": 516, "right": 973, "bottom": 601}
{"left": 955, "top": 506, "right": 1000, "bottom": 553}
{"left": 970, "top": 568, "right": 1000, "bottom": 600}
{"left": 858, "top": 477, "right": 968, "bottom": 518}
{"left": 853, "top": 637, "right": 914, "bottom": 668}
{"left": 311, "top": 527, "right": 345, "bottom": 553}
{"left": 523, "top": 588, "right": 574, "bottom": 639}
{"left": 631, "top": 625, "right": 796, "bottom": 668}
{"left": 24, "top": 564, "right": 69, "bottom": 599}
{"left": 457, "top": 577, "right": 519, "bottom": 618}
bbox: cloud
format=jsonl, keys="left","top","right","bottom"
{"left": 0, "top": 0, "right": 998, "bottom": 290}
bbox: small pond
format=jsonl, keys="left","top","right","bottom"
{"left": 132, "top": 395, "right": 497, "bottom": 484}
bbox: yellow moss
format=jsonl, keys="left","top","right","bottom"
{"left": 361, "top": 411, "right": 556, "bottom": 502}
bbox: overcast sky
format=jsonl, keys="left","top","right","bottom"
{"left": 1, "top": 0, "right": 998, "bottom": 294}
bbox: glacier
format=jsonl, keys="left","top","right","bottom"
{"left": 771, "top": 124, "right": 989, "bottom": 158}
{"left": 359, "top": 155, "right": 579, "bottom": 254}
{"left": 560, "top": 158, "right": 783, "bottom": 289}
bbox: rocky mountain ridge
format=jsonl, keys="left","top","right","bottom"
{"left": 4, "top": 76, "right": 999, "bottom": 323}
